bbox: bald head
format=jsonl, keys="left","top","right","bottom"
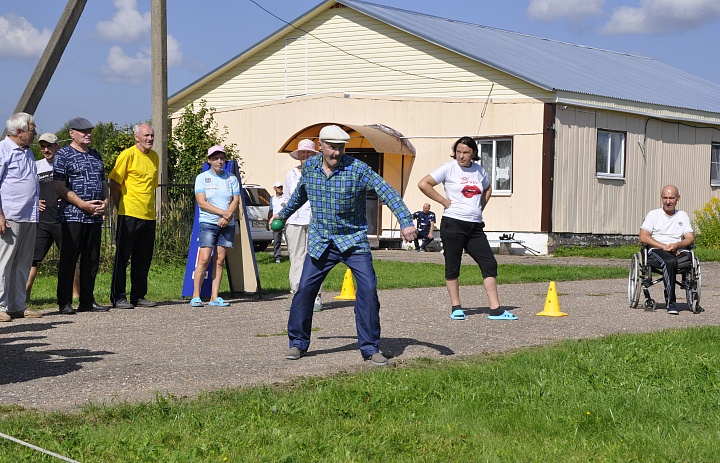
{"left": 661, "top": 185, "right": 680, "bottom": 215}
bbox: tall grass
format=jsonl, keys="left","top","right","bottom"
{"left": 1, "top": 327, "right": 719, "bottom": 461}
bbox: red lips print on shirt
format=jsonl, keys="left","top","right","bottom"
{"left": 461, "top": 185, "right": 482, "bottom": 198}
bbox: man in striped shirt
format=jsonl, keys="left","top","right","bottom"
{"left": 277, "top": 125, "right": 417, "bottom": 366}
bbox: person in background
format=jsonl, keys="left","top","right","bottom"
{"left": 189, "top": 146, "right": 240, "bottom": 308}
{"left": 53, "top": 117, "right": 110, "bottom": 314}
{"left": 0, "top": 112, "right": 41, "bottom": 322}
{"left": 639, "top": 185, "right": 695, "bottom": 315}
{"left": 275, "top": 126, "right": 417, "bottom": 366}
{"left": 109, "top": 123, "right": 159, "bottom": 309}
{"left": 284, "top": 139, "right": 323, "bottom": 312}
{"left": 26, "top": 132, "right": 80, "bottom": 303}
{"left": 268, "top": 181, "right": 285, "bottom": 264}
{"left": 412, "top": 203, "right": 436, "bottom": 252}
{"left": 418, "top": 136, "right": 517, "bottom": 321}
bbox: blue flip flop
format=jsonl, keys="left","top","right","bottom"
{"left": 208, "top": 297, "right": 230, "bottom": 307}
{"left": 190, "top": 297, "right": 204, "bottom": 307}
{"left": 488, "top": 310, "right": 518, "bottom": 320}
{"left": 450, "top": 309, "right": 466, "bottom": 320}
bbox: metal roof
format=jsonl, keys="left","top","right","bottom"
{"left": 341, "top": 0, "right": 720, "bottom": 114}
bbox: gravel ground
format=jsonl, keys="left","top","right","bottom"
{"left": 1, "top": 251, "right": 717, "bottom": 412}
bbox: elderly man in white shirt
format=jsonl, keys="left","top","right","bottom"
{"left": 639, "top": 184, "right": 695, "bottom": 315}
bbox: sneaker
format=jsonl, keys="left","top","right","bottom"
{"left": 275, "top": 258, "right": 281, "bottom": 264}
{"left": 114, "top": 299, "right": 134, "bottom": 309}
{"left": 419, "top": 249, "right": 426, "bottom": 252}
{"left": 285, "top": 346, "right": 306, "bottom": 360}
{"left": 667, "top": 304, "right": 679, "bottom": 315}
{"left": 0, "top": 312, "right": 11, "bottom": 322}
{"left": 313, "top": 296, "right": 323, "bottom": 312}
{"left": 364, "top": 352, "right": 389, "bottom": 366}
{"left": 132, "top": 298, "right": 157, "bottom": 308}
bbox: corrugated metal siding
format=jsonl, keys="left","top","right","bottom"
{"left": 170, "top": 8, "right": 550, "bottom": 118}
{"left": 553, "top": 106, "right": 720, "bottom": 235}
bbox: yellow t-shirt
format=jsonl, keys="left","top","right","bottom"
{"left": 109, "top": 145, "right": 159, "bottom": 220}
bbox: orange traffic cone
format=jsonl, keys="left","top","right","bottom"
{"left": 334, "top": 269, "right": 356, "bottom": 300}
{"left": 536, "top": 281, "right": 567, "bottom": 317}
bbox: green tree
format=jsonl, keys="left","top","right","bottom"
{"left": 168, "top": 100, "right": 241, "bottom": 185}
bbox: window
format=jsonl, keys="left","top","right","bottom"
{"left": 478, "top": 138, "right": 512, "bottom": 195}
{"left": 712, "top": 143, "right": 720, "bottom": 186}
{"left": 596, "top": 130, "right": 625, "bottom": 178}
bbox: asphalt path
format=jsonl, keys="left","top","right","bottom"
{"left": 1, "top": 251, "right": 717, "bottom": 411}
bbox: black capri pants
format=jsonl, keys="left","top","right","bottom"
{"left": 440, "top": 216, "right": 498, "bottom": 280}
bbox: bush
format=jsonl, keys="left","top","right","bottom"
{"left": 693, "top": 196, "right": 720, "bottom": 249}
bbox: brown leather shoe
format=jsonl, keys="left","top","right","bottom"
{"left": 0, "top": 312, "right": 11, "bottom": 322}
{"left": 9, "top": 310, "right": 43, "bottom": 319}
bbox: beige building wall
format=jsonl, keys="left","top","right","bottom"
{"left": 553, "top": 106, "right": 720, "bottom": 235}
{"left": 207, "top": 93, "right": 547, "bottom": 235}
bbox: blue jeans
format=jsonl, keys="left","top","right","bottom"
{"left": 288, "top": 243, "right": 380, "bottom": 358}
{"left": 198, "top": 222, "right": 234, "bottom": 248}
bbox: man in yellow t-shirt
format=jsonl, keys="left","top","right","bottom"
{"left": 109, "top": 123, "right": 159, "bottom": 309}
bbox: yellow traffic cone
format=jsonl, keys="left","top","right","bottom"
{"left": 536, "top": 281, "right": 567, "bottom": 317}
{"left": 334, "top": 269, "right": 356, "bottom": 300}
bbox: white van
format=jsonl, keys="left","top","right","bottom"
{"left": 243, "top": 184, "right": 274, "bottom": 251}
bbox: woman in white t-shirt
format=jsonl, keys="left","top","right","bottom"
{"left": 418, "top": 136, "right": 517, "bottom": 321}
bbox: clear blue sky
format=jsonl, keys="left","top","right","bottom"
{"left": 2, "top": 0, "right": 719, "bottom": 133}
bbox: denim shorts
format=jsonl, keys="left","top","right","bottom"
{"left": 198, "top": 222, "right": 235, "bottom": 248}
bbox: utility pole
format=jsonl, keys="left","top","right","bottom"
{"left": 1, "top": 0, "right": 87, "bottom": 137}
{"left": 151, "top": 0, "right": 168, "bottom": 219}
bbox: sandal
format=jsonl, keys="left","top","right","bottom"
{"left": 208, "top": 297, "right": 230, "bottom": 307}
{"left": 488, "top": 310, "right": 518, "bottom": 320}
{"left": 450, "top": 309, "right": 466, "bottom": 320}
{"left": 190, "top": 297, "right": 204, "bottom": 307}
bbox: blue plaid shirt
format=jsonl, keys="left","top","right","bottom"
{"left": 279, "top": 154, "right": 413, "bottom": 258}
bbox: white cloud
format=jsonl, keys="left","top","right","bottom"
{"left": 101, "top": 45, "right": 150, "bottom": 85}
{"left": 95, "top": 0, "right": 150, "bottom": 43}
{"left": 527, "top": 0, "right": 605, "bottom": 22}
{"left": 0, "top": 13, "right": 52, "bottom": 58}
{"left": 602, "top": 0, "right": 720, "bottom": 34}
{"left": 101, "top": 34, "right": 183, "bottom": 85}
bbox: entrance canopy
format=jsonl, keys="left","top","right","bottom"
{"left": 278, "top": 123, "right": 416, "bottom": 156}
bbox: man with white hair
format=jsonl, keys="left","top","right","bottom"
{"left": 0, "top": 112, "right": 41, "bottom": 321}
{"left": 274, "top": 125, "right": 417, "bottom": 366}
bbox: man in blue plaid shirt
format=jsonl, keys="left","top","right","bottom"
{"left": 276, "top": 125, "right": 417, "bottom": 366}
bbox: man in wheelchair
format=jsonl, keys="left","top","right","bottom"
{"left": 638, "top": 185, "right": 695, "bottom": 315}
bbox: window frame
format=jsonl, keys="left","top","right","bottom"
{"left": 596, "top": 129, "right": 626, "bottom": 179}
{"left": 711, "top": 142, "right": 720, "bottom": 186}
{"left": 476, "top": 137, "right": 513, "bottom": 196}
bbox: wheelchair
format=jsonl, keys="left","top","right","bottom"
{"left": 628, "top": 244, "right": 702, "bottom": 313}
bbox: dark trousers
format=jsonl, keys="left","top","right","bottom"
{"left": 57, "top": 222, "right": 101, "bottom": 307}
{"left": 272, "top": 229, "right": 284, "bottom": 259}
{"left": 648, "top": 248, "right": 686, "bottom": 305}
{"left": 414, "top": 230, "right": 434, "bottom": 250}
{"left": 288, "top": 244, "right": 380, "bottom": 358}
{"left": 440, "top": 217, "right": 497, "bottom": 280}
{"left": 111, "top": 215, "right": 156, "bottom": 304}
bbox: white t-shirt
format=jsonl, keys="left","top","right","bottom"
{"left": 640, "top": 208, "right": 693, "bottom": 245}
{"left": 194, "top": 170, "right": 240, "bottom": 224}
{"left": 284, "top": 166, "right": 312, "bottom": 225}
{"left": 429, "top": 160, "right": 491, "bottom": 223}
{"left": 270, "top": 195, "right": 284, "bottom": 214}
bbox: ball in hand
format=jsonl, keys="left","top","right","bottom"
{"left": 270, "top": 219, "right": 284, "bottom": 231}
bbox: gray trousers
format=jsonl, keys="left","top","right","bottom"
{"left": 0, "top": 221, "right": 36, "bottom": 313}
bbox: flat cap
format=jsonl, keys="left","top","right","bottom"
{"left": 68, "top": 117, "right": 94, "bottom": 130}
{"left": 319, "top": 125, "right": 350, "bottom": 144}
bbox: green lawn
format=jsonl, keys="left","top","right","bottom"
{"left": 27, "top": 252, "right": 626, "bottom": 309}
{"left": 2, "top": 328, "right": 719, "bottom": 461}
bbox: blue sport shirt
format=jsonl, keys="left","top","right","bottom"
{"left": 53, "top": 145, "right": 106, "bottom": 224}
{"left": 279, "top": 154, "right": 413, "bottom": 258}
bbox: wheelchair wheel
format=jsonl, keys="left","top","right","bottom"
{"left": 686, "top": 258, "right": 702, "bottom": 314}
{"left": 628, "top": 252, "right": 642, "bottom": 308}
{"left": 644, "top": 298, "right": 656, "bottom": 311}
